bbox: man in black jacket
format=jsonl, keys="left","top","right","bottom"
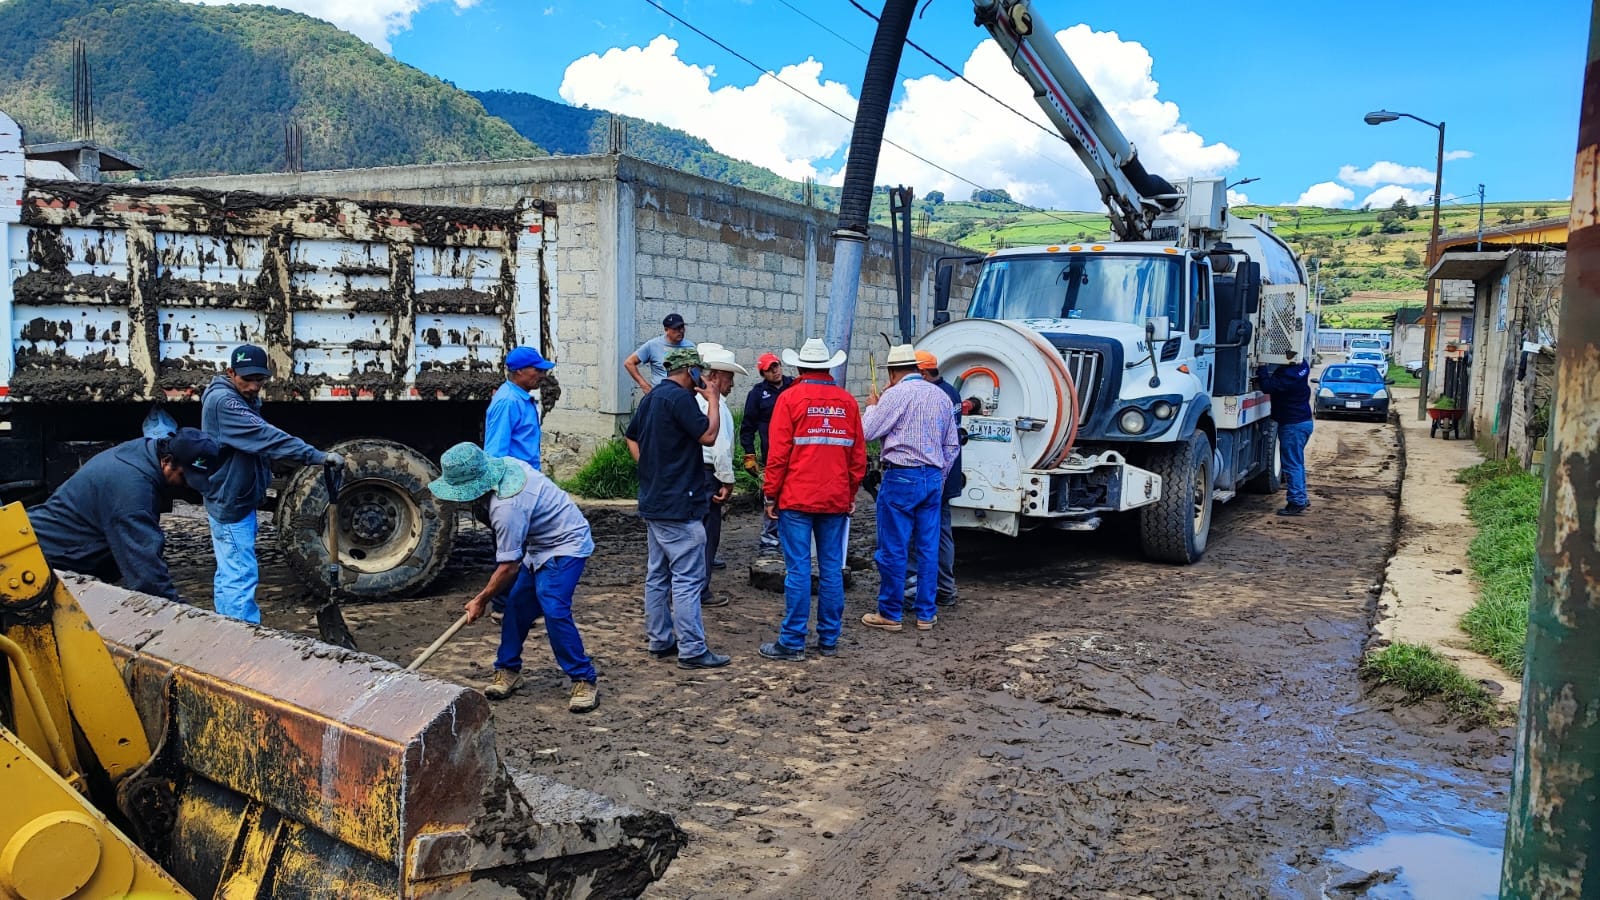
{"left": 740, "top": 352, "right": 792, "bottom": 554}
{"left": 32, "top": 428, "right": 220, "bottom": 602}
{"left": 1257, "top": 350, "right": 1314, "bottom": 516}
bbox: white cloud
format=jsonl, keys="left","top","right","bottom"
{"left": 1227, "top": 189, "right": 1250, "bottom": 205}
{"left": 1292, "top": 182, "right": 1356, "bottom": 208}
{"left": 1444, "top": 149, "right": 1474, "bottom": 161}
{"left": 560, "top": 36, "right": 857, "bottom": 181}
{"left": 556, "top": 26, "right": 1235, "bottom": 208}
{"left": 1360, "top": 185, "right": 1432, "bottom": 209}
{"left": 182, "top": 0, "right": 475, "bottom": 51}
{"left": 1338, "top": 160, "right": 1435, "bottom": 187}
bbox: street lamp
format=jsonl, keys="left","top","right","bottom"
{"left": 1365, "top": 109, "right": 1445, "bottom": 421}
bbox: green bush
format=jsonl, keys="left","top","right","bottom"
{"left": 1362, "top": 642, "right": 1495, "bottom": 723}
{"left": 1458, "top": 461, "right": 1542, "bottom": 675}
{"left": 560, "top": 439, "right": 639, "bottom": 499}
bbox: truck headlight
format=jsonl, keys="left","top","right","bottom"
{"left": 1318, "top": 387, "right": 1334, "bottom": 398}
{"left": 1373, "top": 388, "right": 1389, "bottom": 399}
{"left": 1118, "top": 408, "right": 1149, "bottom": 434}
{"left": 1151, "top": 400, "right": 1176, "bottom": 420}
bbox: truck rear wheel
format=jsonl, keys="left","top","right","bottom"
{"left": 277, "top": 438, "right": 455, "bottom": 600}
{"left": 1243, "top": 421, "right": 1282, "bottom": 494}
{"left": 1139, "top": 431, "right": 1214, "bottom": 564}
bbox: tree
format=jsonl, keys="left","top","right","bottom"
{"left": 926, "top": 190, "right": 945, "bottom": 204}
{"left": 971, "top": 188, "right": 1013, "bottom": 203}
{"left": 1357, "top": 224, "right": 1374, "bottom": 237}
{"left": 1391, "top": 197, "right": 1419, "bottom": 220}
{"left": 1368, "top": 234, "right": 1389, "bottom": 254}
{"left": 1533, "top": 205, "right": 1550, "bottom": 218}
{"left": 1402, "top": 247, "right": 1422, "bottom": 267}
{"left": 1381, "top": 218, "right": 1406, "bottom": 234}
{"left": 1498, "top": 206, "right": 1522, "bottom": 225}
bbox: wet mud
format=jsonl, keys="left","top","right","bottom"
{"left": 157, "top": 417, "right": 1511, "bottom": 898}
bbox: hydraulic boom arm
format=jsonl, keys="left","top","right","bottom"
{"left": 973, "top": 0, "right": 1179, "bottom": 240}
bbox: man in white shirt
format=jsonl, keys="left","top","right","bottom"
{"left": 694, "top": 344, "right": 745, "bottom": 608}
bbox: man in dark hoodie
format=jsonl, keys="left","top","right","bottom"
{"left": 202, "top": 344, "right": 343, "bottom": 623}
{"left": 32, "top": 427, "right": 220, "bottom": 603}
{"left": 1257, "top": 349, "right": 1314, "bottom": 516}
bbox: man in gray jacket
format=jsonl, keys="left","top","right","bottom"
{"left": 202, "top": 344, "right": 343, "bottom": 623}
{"left": 32, "top": 428, "right": 219, "bottom": 603}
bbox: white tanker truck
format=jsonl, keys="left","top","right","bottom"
{"left": 920, "top": 0, "right": 1308, "bottom": 563}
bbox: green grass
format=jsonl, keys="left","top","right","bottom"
{"left": 560, "top": 439, "right": 639, "bottom": 500}
{"left": 1387, "top": 364, "right": 1419, "bottom": 387}
{"left": 1362, "top": 642, "right": 1496, "bottom": 723}
{"left": 1456, "top": 459, "right": 1542, "bottom": 676}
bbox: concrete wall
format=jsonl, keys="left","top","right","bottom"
{"left": 1466, "top": 251, "right": 1564, "bottom": 462}
{"left": 167, "top": 155, "right": 975, "bottom": 476}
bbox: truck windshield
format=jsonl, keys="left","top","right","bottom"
{"left": 968, "top": 254, "right": 1182, "bottom": 327}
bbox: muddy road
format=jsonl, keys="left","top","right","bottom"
{"left": 162, "top": 415, "right": 1512, "bottom": 898}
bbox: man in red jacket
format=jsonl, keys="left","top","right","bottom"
{"left": 758, "top": 339, "right": 867, "bottom": 661}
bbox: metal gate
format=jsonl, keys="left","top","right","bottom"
{"left": 1442, "top": 354, "right": 1472, "bottom": 421}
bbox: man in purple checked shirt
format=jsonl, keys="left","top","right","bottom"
{"left": 859, "top": 344, "right": 960, "bottom": 634}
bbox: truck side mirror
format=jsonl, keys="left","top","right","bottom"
{"left": 934, "top": 263, "right": 954, "bottom": 326}
{"left": 1145, "top": 316, "right": 1173, "bottom": 344}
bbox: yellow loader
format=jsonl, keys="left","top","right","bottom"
{"left": 0, "top": 503, "right": 683, "bottom": 898}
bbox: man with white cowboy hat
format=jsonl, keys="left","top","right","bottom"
{"left": 428, "top": 442, "right": 600, "bottom": 712}
{"left": 757, "top": 338, "right": 866, "bottom": 661}
{"left": 860, "top": 344, "right": 959, "bottom": 634}
{"left": 693, "top": 344, "right": 747, "bottom": 609}
{"left": 624, "top": 346, "right": 732, "bottom": 669}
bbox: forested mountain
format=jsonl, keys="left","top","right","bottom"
{"left": 473, "top": 89, "right": 835, "bottom": 207}
{"left": 0, "top": 0, "right": 541, "bottom": 177}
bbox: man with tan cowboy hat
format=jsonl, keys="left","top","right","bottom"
{"left": 757, "top": 338, "right": 866, "bottom": 661}
{"left": 693, "top": 343, "right": 747, "bottom": 609}
{"left": 624, "top": 346, "right": 732, "bottom": 670}
{"left": 860, "top": 344, "right": 960, "bottom": 634}
{"left": 428, "top": 442, "right": 599, "bottom": 712}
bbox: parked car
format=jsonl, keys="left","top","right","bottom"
{"left": 1349, "top": 338, "right": 1385, "bottom": 353}
{"left": 1403, "top": 359, "right": 1424, "bottom": 377}
{"left": 1314, "top": 364, "right": 1393, "bottom": 421}
{"left": 1348, "top": 349, "right": 1388, "bottom": 368}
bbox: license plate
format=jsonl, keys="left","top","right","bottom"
{"left": 1345, "top": 401, "right": 1362, "bottom": 409}
{"left": 967, "top": 419, "right": 1014, "bottom": 442}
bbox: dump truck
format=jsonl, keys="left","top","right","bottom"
{"left": 917, "top": 0, "right": 1308, "bottom": 563}
{"left": 0, "top": 110, "right": 550, "bottom": 599}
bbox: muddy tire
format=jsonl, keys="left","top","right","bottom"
{"left": 1242, "top": 421, "right": 1282, "bottom": 494}
{"left": 277, "top": 439, "right": 455, "bottom": 600}
{"left": 1139, "top": 431, "right": 1214, "bottom": 564}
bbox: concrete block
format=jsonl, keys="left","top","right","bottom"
{"left": 664, "top": 279, "right": 688, "bottom": 303}
{"left": 664, "top": 234, "right": 686, "bottom": 257}
{"left": 638, "top": 229, "right": 664, "bottom": 255}
{"left": 639, "top": 276, "right": 665, "bottom": 300}
{"left": 559, "top": 273, "right": 585, "bottom": 296}
{"left": 740, "top": 269, "right": 758, "bottom": 288}
{"left": 687, "top": 239, "right": 709, "bottom": 261}
{"left": 708, "top": 283, "right": 728, "bottom": 304}
{"left": 699, "top": 262, "right": 721, "bottom": 283}
{"left": 636, "top": 254, "right": 653, "bottom": 276}
{"left": 676, "top": 258, "right": 698, "bottom": 279}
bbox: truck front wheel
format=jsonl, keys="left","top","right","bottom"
{"left": 277, "top": 438, "right": 456, "bottom": 600}
{"left": 1139, "top": 431, "right": 1214, "bottom": 564}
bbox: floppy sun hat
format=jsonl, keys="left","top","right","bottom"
{"left": 781, "top": 338, "right": 847, "bottom": 370}
{"left": 429, "top": 442, "right": 527, "bottom": 503}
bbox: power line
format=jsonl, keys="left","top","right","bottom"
{"left": 638, "top": 0, "right": 1079, "bottom": 225}
{"left": 774, "top": 0, "right": 868, "bottom": 54}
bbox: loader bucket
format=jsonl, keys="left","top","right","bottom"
{"left": 72, "top": 578, "right": 683, "bottom": 898}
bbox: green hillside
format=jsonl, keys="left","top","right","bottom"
{"left": 0, "top": 0, "right": 541, "bottom": 177}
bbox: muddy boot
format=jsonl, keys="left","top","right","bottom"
{"left": 484, "top": 668, "right": 522, "bottom": 700}
{"left": 568, "top": 680, "right": 599, "bottom": 713}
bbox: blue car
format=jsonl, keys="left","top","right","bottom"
{"left": 1313, "top": 364, "right": 1392, "bottom": 421}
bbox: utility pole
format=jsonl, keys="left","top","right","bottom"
{"left": 1500, "top": 3, "right": 1600, "bottom": 895}
{"left": 1476, "top": 184, "right": 1486, "bottom": 251}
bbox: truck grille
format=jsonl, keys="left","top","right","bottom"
{"left": 1059, "top": 349, "right": 1100, "bottom": 425}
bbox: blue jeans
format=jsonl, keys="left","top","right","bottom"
{"left": 643, "top": 519, "right": 709, "bottom": 659}
{"left": 208, "top": 512, "right": 261, "bottom": 623}
{"left": 775, "top": 510, "right": 848, "bottom": 651}
{"left": 1278, "top": 420, "right": 1314, "bottom": 508}
{"left": 495, "top": 555, "right": 596, "bottom": 683}
{"left": 875, "top": 466, "right": 943, "bottom": 623}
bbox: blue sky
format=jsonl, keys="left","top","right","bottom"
{"left": 243, "top": 0, "right": 1589, "bottom": 209}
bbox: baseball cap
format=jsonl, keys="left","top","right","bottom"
{"left": 663, "top": 347, "right": 704, "bottom": 372}
{"left": 915, "top": 350, "right": 938, "bottom": 371}
{"left": 757, "top": 352, "right": 781, "bottom": 372}
{"left": 663, "top": 313, "right": 686, "bottom": 329}
{"left": 505, "top": 346, "right": 554, "bottom": 371}
{"left": 166, "top": 427, "right": 221, "bottom": 492}
{"left": 229, "top": 344, "right": 270, "bottom": 378}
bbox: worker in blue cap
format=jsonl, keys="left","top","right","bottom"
{"left": 486, "top": 346, "right": 556, "bottom": 472}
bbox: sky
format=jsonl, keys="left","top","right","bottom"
{"left": 188, "top": 0, "right": 1586, "bottom": 211}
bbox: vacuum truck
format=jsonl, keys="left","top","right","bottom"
{"left": 920, "top": 0, "right": 1308, "bottom": 563}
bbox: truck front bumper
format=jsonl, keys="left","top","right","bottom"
{"left": 951, "top": 450, "right": 1162, "bottom": 537}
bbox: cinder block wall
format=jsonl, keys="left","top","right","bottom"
{"left": 167, "top": 155, "right": 977, "bottom": 477}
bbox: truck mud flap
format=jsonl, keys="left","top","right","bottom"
{"left": 73, "top": 578, "right": 684, "bottom": 898}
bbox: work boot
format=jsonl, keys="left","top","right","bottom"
{"left": 1277, "top": 504, "right": 1307, "bottom": 517}
{"left": 812, "top": 641, "right": 839, "bottom": 658}
{"left": 484, "top": 669, "right": 522, "bottom": 700}
{"left": 861, "top": 613, "right": 903, "bottom": 633}
{"left": 916, "top": 616, "right": 938, "bottom": 631}
{"left": 702, "top": 593, "right": 731, "bottom": 608}
{"left": 758, "top": 641, "right": 805, "bottom": 662}
{"left": 678, "top": 650, "right": 732, "bottom": 669}
{"left": 712, "top": 557, "right": 727, "bottom": 569}
{"left": 648, "top": 641, "right": 678, "bottom": 659}
{"left": 568, "top": 681, "right": 599, "bottom": 713}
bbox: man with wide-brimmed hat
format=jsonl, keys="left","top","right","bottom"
{"left": 624, "top": 346, "right": 732, "bottom": 669}
{"left": 429, "top": 442, "right": 599, "bottom": 712}
{"left": 740, "top": 351, "right": 794, "bottom": 555}
{"left": 694, "top": 344, "right": 747, "bottom": 609}
{"left": 860, "top": 344, "right": 960, "bottom": 634}
{"left": 757, "top": 339, "right": 866, "bottom": 662}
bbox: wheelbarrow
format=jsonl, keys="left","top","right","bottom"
{"left": 1428, "top": 405, "right": 1464, "bottom": 440}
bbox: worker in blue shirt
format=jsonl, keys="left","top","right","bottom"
{"left": 1257, "top": 350, "right": 1314, "bottom": 516}
{"left": 485, "top": 346, "right": 555, "bottom": 471}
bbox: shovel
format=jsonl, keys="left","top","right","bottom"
{"left": 317, "top": 463, "right": 358, "bottom": 650}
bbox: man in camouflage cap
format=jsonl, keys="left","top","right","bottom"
{"left": 624, "top": 345, "right": 733, "bottom": 669}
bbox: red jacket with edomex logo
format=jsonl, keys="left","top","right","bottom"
{"left": 764, "top": 374, "right": 867, "bottom": 514}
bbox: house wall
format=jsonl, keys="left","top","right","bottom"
{"left": 1466, "top": 251, "right": 1564, "bottom": 461}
